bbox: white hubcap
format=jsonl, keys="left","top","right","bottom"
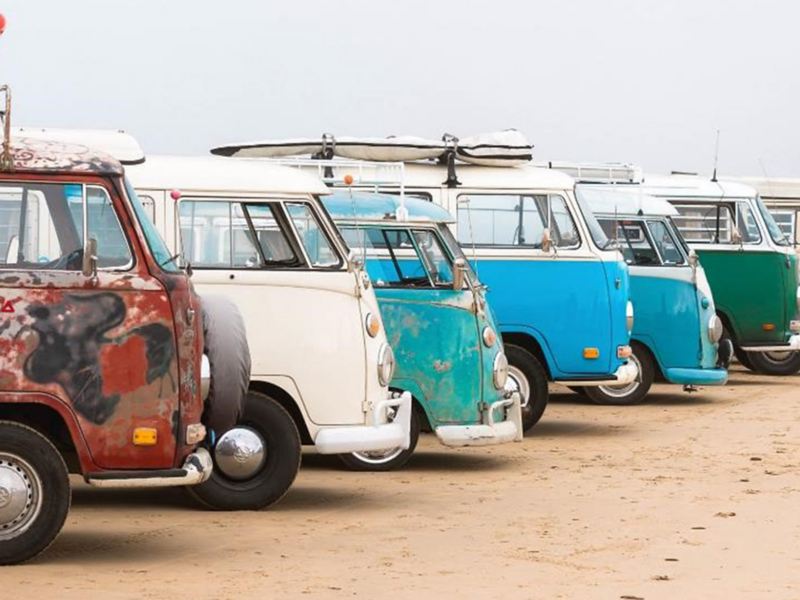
{"left": 597, "top": 353, "right": 643, "bottom": 399}
{"left": 0, "top": 453, "right": 43, "bottom": 541}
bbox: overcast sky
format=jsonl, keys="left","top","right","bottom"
{"left": 1, "top": 0, "right": 798, "bottom": 176}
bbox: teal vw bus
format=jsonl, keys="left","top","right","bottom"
{"left": 323, "top": 191, "right": 522, "bottom": 470}
{"left": 576, "top": 186, "right": 730, "bottom": 403}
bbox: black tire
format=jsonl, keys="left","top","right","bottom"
{"left": 337, "top": 406, "right": 421, "bottom": 472}
{"left": 505, "top": 345, "right": 549, "bottom": 432}
{"left": 584, "top": 343, "right": 654, "bottom": 405}
{"left": 567, "top": 386, "right": 589, "bottom": 397}
{"left": 746, "top": 350, "right": 800, "bottom": 376}
{"left": 186, "top": 391, "right": 301, "bottom": 510}
{"left": 733, "top": 345, "right": 755, "bottom": 370}
{"left": 201, "top": 294, "right": 252, "bottom": 434}
{"left": 0, "top": 421, "right": 70, "bottom": 565}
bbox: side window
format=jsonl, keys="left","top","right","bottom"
{"left": 456, "top": 194, "right": 579, "bottom": 248}
{"left": 736, "top": 202, "right": 762, "bottom": 244}
{"left": 136, "top": 193, "right": 157, "bottom": 224}
{"left": 1, "top": 182, "right": 131, "bottom": 270}
{"left": 647, "top": 220, "right": 684, "bottom": 265}
{"left": 412, "top": 229, "right": 454, "bottom": 286}
{"left": 285, "top": 202, "right": 341, "bottom": 268}
{"left": 340, "top": 226, "right": 434, "bottom": 288}
{"left": 672, "top": 203, "right": 735, "bottom": 243}
{"left": 179, "top": 200, "right": 302, "bottom": 269}
{"left": 598, "top": 218, "right": 660, "bottom": 265}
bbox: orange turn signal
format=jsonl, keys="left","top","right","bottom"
{"left": 133, "top": 428, "right": 158, "bottom": 446}
{"left": 583, "top": 347, "right": 600, "bottom": 359}
{"left": 762, "top": 323, "right": 776, "bottom": 332}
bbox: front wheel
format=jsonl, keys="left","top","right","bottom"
{"left": 585, "top": 346, "right": 653, "bottom": 405}
{"left": 0, "top": 421, "right": 70, "bottom": 565}
{"left": 505, "top": 345, "right": 549, "bottom": 432}
{"left": 338, "top": 407, "right": 420, "bottom": 472}
{"left": 186, "top": 390, "right": 301, "bottom": 510}
{"left": 746, "top": 350, "right": 800, "bottom": 376}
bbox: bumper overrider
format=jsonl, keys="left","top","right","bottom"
{"left": 436, "top": 391, "right": 524, "bottom": 447}
{"left": 557, "top": 360, "right": 639, "bottom": 387}
{"left": 314, "top": 391, "right": 413, "bottom": 454}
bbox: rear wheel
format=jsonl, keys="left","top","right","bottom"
{"left": 0, "top": 421, "right": 70, "bottom": 565}
{"left": 186, "top": 390, "right": 301, "bottom": 510}
{"left": 585, "top": 345, "right": 653, "bottom": 405}
{"left": 338, "top": 407, "right": 420, "bottom": 472}
{"left": 746, "top": 350, "right": 800, "bottom": 376}
{"left": 733, "top": 344, "right": 756, "bottom": 371}
{"left": 505, "top": 345, "right": 549, "bottom": 432}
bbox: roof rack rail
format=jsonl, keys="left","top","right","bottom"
{"left": 537, "top": 160, "right": 643, "bottom": 184}
{"left": 0, "top": 85, "right": 12, "bottom": 171}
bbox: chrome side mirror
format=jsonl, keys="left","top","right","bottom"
{"left": 731, "top": 229, "right": 743, "bottom": 247}
{"left": 453, "top": 257, "right": 467, "bottom": 290}
{"left": 5, "top": 234, "right": 18, "bottom": 264}
{"left": 688, "top": 249, "right": 699, "bottom": 268}
{"left": 347, "top": 248, "right": 364, "bottom": 273}
{"left": 82, "top": 236, "right": 98, "bottom": 279}
{"left": 541, "top": 228, "right": 554, "bottom": 253}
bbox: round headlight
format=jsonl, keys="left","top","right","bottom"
{"left": 626, "top": 300, "right": 635, "bottom": 333}
{"left": 365, "top": 312, "right": 381, "bottom": 338}
{"left": 708, "top": 314, "right": 723, "bottom": 343}
{"left": 493, "top": 352, "right": 509, "bottom": 390}
{"left": 482, "top": 326, "right": 497, "bottom": 348}
{"left": 377, "top": 343, "right": 395, "bottom": 386}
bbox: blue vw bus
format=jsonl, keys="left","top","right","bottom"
{"left": 323, "top": 191, "right": 522, "bottom": 469}
{"left": 576, "top": 186, "right": 730, "bottom": 403}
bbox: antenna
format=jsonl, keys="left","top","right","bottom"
{"left": 0, "top": 85, "right": 12, "bottom": 172}
{"left": 711, "top": 129, "right": 720, "bottom": 182}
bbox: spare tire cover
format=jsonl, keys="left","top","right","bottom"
{"left": 200, "top": 294, "right": 251, "bottom": 433}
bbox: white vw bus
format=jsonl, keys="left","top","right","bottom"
{"left": 125, "top": 154, "right": 413, "bottom": 483}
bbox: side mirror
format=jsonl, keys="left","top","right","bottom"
{"left": 82, "top": 237, "right": 98, "bottom": 278}
{"left": 731, "top": 229, "right": 743, "bottom": 246}
{"left": 453, "top": 257, "right": 467, "bottom": 290}
{"left": 5, "top": 234, "right": 18, "bottom": 264}
{"left": 347, "top": 248, "right": 364, "bottom": 273}
{"left": 688, "top": 249, "right": 699, "bottom": 268}
{"left": 541, "top": 228, "right": 554, "bottom": 253}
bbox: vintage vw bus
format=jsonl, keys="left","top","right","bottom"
{"left": 322, "top": 191, "right": 522, "bottom": 469}
{"left": 126, "top": 154, "right": 413, "bottom": 479}
{"left": 211, "top": 135, "right": 638, "bottom": 429}
{"left": 550, "top": 163, "right": 800, "bottom": 375}
{"left": 575, "top": 186, "right": 730, "bottom": 403}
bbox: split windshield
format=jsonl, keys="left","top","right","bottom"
{"left": 755, "top": 195, "right": 790, "bottom": 246}
{"left": 339, "top": 225, "right": 454, "bottom": 288}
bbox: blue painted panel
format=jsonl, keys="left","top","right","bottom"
{"left": 474, "top": 258, "right": 630, "bottom": 377}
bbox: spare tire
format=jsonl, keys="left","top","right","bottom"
{"left": 200, "top": 294, "right": 251, "bottom": 434}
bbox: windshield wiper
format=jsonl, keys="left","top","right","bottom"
{"left": 160, "top": 253, "right": 182, "bottom": 268}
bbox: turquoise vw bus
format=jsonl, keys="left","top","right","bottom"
{"left": 576, "top": 186, "right": 730, "bottom": 403}
{"left": 323, "top": 191, "right": 522, "bottom": 470}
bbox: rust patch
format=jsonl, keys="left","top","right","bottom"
{"left": 433, "top": 359, "right": 452, "bottom": 373}
{"left": 100, "top": 336, "right": 148, "bottom": 396}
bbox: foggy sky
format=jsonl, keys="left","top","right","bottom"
{"left": 1, "top": 0, "right": 798, "bottom": 177}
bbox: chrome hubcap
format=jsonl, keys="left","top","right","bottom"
{"left": 761, "top": 351, "right": 797, "bottom": 364}
{"left": 351, "top": 446, "right": 405, "bottom": 465}
{"left": 0, "top": 453, "right": 43, "bottom": 541}
{"left": 597, "top": 353, "right": 643, "bottom": 399}
{"left": 507, "top": 365, "right": 530, "bottom": 408}
{"left": 214, "top": 427, "right": 266, "bottom": 481}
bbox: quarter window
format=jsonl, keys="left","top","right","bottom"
{"left": 672, "top": 202, "right": 761, "bottom": 244}
{"left": 647, "top": 220, "right": 684, "bottom": 265}
{"left": 285, "top": 202, "right": 341, "bottom": 268}
{"left": 456, "top": 194, "right": 580, "bottom": 248}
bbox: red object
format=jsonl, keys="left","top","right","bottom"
{"left": 343, "top": 174, "right": 354, "bottom": 185}
{"left": 170, "top": 189, "right": 181, "bottom": 201}
{"left": 1, "top": 299, "right": 14, "bottom": 313}
{"left": 0, "top": 13, "right": 6, "bottom": 36}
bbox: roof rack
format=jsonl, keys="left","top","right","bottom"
{"left": 0, "top": 85, "right": 12, "bottom": 171}
{"left": 267, "top": 157, "right": 409, "bottom": 220}
{"left": 538, "top": 161, "right": 644, "bottom": 184}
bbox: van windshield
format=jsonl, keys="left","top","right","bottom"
{"left": 125, "top": 178, "right": 179, "bottom": 272}
{"left": 574, "top": 190, "right": 614, "bottom": 250}
{"left": 755, "top": 196, "right": 790, "bottom": 246}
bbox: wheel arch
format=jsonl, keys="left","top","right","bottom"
{"left": 630, "top": 339, "right": 664, "bottom": 382}
{"left": 247, "top": 380, "right": 313, "bottom": 445}
{"left": 501, "top": 331, "right": 552, "bottom": 379}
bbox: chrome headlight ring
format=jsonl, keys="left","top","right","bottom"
{"left": 377, "top": 343, "right": 395, "bottom": 387}
{"left": 708, "top": 314, "right": 723, "bottom": 344}
{"left": 493, "top": 352, "right": 509, "bottom": 390}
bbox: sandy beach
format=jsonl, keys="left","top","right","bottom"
{"left": 1, "top": 363, "right": 798, "bottom": 599}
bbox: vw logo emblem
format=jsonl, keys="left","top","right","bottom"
{"left": 0, "top": 486, "right": 11, "bottom": 509}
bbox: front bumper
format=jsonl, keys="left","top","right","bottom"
{"left": 663, "top": 367, "right": 728, "bottom": 386}
{"left": 314, "top": 391, "right": 412, "bottom": 454}
{"left": 740, "top": 334, "right": 800, "bottom": 353}
{"left": 436, "top": 392, "right": 524, "bottom": 447}
{"left": 556, "top": 360, "right": 639, "bottom": 387}
{"left": 86, "top": 448, "right": 213, "bottom": 488}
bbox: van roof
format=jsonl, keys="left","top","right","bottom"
{"left": 639, "top": 173, "right": 757, "bottom": 199}
{"left": 127, "top": 155, "right": 331, "bottom": 196}
{"left": 12, "top": 127, "right": 145, "bottom": 165}
{"left": 323, "top": 191, "right": 454, "bottom": 224}
{"left": 2, "top": 137, "right": 123, "bottom": 176}
{"left": 577, "top": 185, "right": 678, "bottom": 217}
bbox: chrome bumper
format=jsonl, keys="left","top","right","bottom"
{"left": 556, "top": 360, "right": 639, "bottom": 387}
{"left": 740, "top": 334, "right": 800, "bottom": 353}
{"left": 314, "top": 391, "right": 412, "bottom": 454}
{"left": 436, "top": 392, "right": 523, "bottom": 447}
{"left": 86, "top": 448, "right": 213, "bottom": 488}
